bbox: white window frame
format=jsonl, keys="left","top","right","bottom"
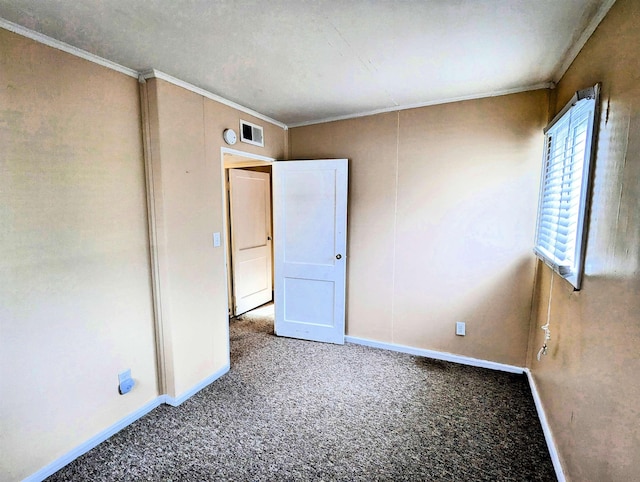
{"left": 534, "top": 84, "right": 600, "bottom": 290}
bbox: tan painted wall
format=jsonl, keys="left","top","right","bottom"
{"left": 291, "top": 113, "right": 399, "bottom": 342}
{"left": 144, "top": 78, "right": 285, "bottom": 398}
{"left": 290, "top": 90, "right": 548, "bottom": 366}
{"left": 526, "top": 0, "right": 640, "bottom": 480}
{"left": 0, "top": 30, "right": 158, "bottom": 480}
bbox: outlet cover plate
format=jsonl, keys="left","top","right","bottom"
{"left": 456, "top": 322, "right": 466, "bottom": 336}
{"left": 118, "top": 369, "right": 132, "bottom": 384}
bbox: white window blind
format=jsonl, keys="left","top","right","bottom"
{"left": 534, "top": 85, "right": 599, "bottom": 290}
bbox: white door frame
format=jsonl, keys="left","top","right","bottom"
{"left": 220, "top": 148, "right": 276, "bottom": 317}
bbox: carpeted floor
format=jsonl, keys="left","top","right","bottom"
{"left": 47, "top": 304, "right": 556, "bottom": 481}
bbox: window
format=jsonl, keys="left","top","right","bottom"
{"left": 534, "top": 84, "right": 599, "bottom": 290}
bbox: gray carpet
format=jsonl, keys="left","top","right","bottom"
{"left": 47, "top": 306, "right": 556, "bottom": 481}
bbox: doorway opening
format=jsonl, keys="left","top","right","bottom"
{"left": 232, "top": 301, "right": 275, "bottom": 334}
{"left": 221, "top": 149, "right": 275, "bottom": 320}
{"left": 222, "top": 151, "right": 348, "bottom": 346}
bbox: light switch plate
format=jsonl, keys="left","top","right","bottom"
{"left": 213, "top": 232, "right": 221, "bottom": 247}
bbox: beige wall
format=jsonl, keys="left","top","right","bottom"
{"left": 527, "top": 0, "right": 640, "bottom": 480}
{"left": 292, "top": 112, "right": 399, "bottom": 342}
{"left": 144, "top": 78, "right": 285, "bottom": 399}
{"left": 0, "top": 30, "right": 158, "bottom": 480}
{"left": 0, "top": 27, "right": 287, "bottom": 480}
{"left": 4, "top": 1, "right": 637, "bottom": 479}
{"left": 290, "top": 89, "right": 549, "bottom": 366}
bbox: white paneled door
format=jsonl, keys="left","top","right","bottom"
{"left": 229, "top": 169, "right": 273, "bottom": 316}
{"left": 272, "top": 159, "right": 348, "bottom": 344}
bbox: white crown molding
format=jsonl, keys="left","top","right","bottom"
{"left": 288, "top": 82, "right": 555, "bottom": 128}
{"left": 552, "top": 0, "right": 618, "bottom": 83}
{"left": 140, "top": 69, "right": 288, "bottom": 130}
{"left": 4, "top": 0, "right": 615, "bottom": 132}
{"left": 0, "top": 17, "right": 138, "bottom": 78}
{"left": 1, "top": 18, "right": 287, "bottom": 130}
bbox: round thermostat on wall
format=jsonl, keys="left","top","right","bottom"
{"left": 223, "top": 128, "right": 237, "bottom": 145}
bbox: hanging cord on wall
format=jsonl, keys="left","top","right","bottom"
{"left": 537, "top": 271, "right": 554, "bottom": 361}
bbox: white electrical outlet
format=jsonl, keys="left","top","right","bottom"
{"left": 213, "top": 232, "right": 221, "bottom": 247}
{"left": 118, "top": 369, "right": 135, "bottom": 395}
{"left": 456, "top": 321, "right": 466, "bottom": 336}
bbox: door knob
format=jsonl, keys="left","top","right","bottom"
{"left": 336, "top": 254, "right": 342, "bottom": 259}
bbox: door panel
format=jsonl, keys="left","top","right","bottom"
{"left": 284, "top": 278, "right": 335, "bottom": 327}
{"left": 273, "top": 159, "right": 348, "bottom": 344}
{"left": 282, "top": 169, "right": 337, "bottom": 264}
{"left": 229, "top": 169, "right": 272, "bottom": 316}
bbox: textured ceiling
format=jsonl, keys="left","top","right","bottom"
{"left": 0, "top": 0, "right": 613, "bottom": 126}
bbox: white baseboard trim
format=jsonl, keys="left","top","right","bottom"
{"left": 345, "top": 336, "right": 524, "bottom": 374}
{"left": 24, "top": 360, "right": 558, "bottom": 481}
{"left": 525, "top": 369, "right": 565, "bottom": 482}
{"left": 24, "top": 397, "right": 163, "bottom": 482}
{"left": 162, "top": 363, "right": 230, "bottom": 407}
{"left": 346, "top": 336, "right": 563, "bottom": 479}
{"left": 24, "top": 363, "right": 230, "bottom": 481}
